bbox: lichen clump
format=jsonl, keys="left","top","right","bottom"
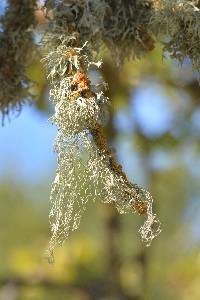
{"left": 45, "top": 0, "right": 155, "bottom": 63}
{"left": 43, "top": 1, "right": 162, "bottom": 262}
{"left": 0, "top": 0, "right": 36, "bottom": 120}
{"left": 1, "top": 0, "right": 200, "bottom": 120}
{"left": 151, "top": 0, "right": 200, "bottom": 72}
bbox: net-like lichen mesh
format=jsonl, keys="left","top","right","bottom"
{"left": 41, "top": 0, "right": 165, "bottom": 263}
{"left": 43, "top": 28, "right": 161, "bottom": 262}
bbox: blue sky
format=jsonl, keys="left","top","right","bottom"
{"left": 0, "top": 106, "right": 57, "bottom": 183}
{"left": 0, "top": 1, "right": 6, "bottom": 14}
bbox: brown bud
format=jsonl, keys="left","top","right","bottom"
{"left": 133, "top": 201, "right": 148, "bottom": 215}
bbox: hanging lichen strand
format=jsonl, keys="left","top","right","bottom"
{"left": 43, "top": 0, "right": 161, "bottom": 262}
{"left": 0, "top": 0, "right": 36, "bottom": 120}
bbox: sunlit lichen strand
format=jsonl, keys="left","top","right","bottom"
{"left": 43, "top": 3, "right": 161, "bottom": 262}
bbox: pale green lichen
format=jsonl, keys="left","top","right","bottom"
{"left": 44, "top": 0, "right": 155, "bottom": 63}
{"left": 1, "top": 0, "right": 200, "bottom": 119}
{"left": 42, "top": 1, "right": 161, "bottom": 262}
{"left": 1, "top": 1, "right": 200, "bottom": 263}
{"left": 0, "top": 0, "right": 36, "bottom": 121}
{"left": 44, "top": 0, "right": 200, "bottom": 71}
{"left": 150, "top": 0, "right": 200, "bottom": 73}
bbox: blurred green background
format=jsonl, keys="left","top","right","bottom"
{"left": 1, "top": 2, "right": 200, "bottom": 298}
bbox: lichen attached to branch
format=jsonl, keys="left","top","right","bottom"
{"left": 43, "top": 1, "right": 161, "bottom": 263}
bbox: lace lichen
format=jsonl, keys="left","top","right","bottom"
{"left": 0, "top": 0, "right": 36, "bottom": 121}
{"left": 43, "top": 0, "right": 161, "bottom": 263}
{"left": 1, "top": 0, "right": 200, "bottom": 262}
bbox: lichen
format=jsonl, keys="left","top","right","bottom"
{"left": 42, "top": 1, "right": 161, "bottom": 263}
{"left": 44, "top": 0, "right": 155, "bottom": 63}
{"left": 0, "top": 0, "right": 36, "bottom": 121}
{"left": 151, "top": 0, "right": 200, "bottom": 73}
{"left": 1, "top": 0, "right": 200, "bottom": 120}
